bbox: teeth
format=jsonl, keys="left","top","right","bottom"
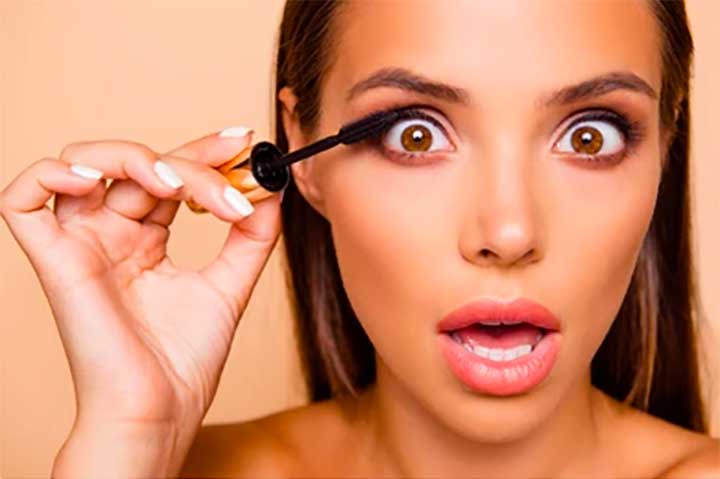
{"left": 516, "top": 344, "right": 533, "bottom": 356}
{"left": 461, "top": 341, "right": 534, "bottom": 362}
{"left": 501, "top": 318, "right": 522, "bottom": 325}
{"left": 473, "top": 345, "right": 490, "bottom": 357}
{"left": 504, "top": 348, "right": 519, "bottom": 361}
{"left": 489, "top": 348, "right": 504, "bottom": 361}
{"left": 449, "top": 333, "right": 537, "bottom": 362}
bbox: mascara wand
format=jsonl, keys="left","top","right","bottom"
{"left": 185, "top": 108, "right": 402, "bottom": 213}
{"left": 231, "top": 108, "right": 403, "bottom": 191}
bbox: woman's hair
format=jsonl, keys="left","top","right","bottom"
{"left": 272, "top": 0, "right": 707, "bottom": 432}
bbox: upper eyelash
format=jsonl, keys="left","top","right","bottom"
{"left": 363, "top": 106, "right": 449, "bottom": 148}
{"left": 356, "top": 104, "right": 644, "bottom": 161}
{"left": 561, "top": 109, "right": 644, "bottom": 147}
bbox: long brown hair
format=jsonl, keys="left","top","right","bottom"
{"left": 273, "top": 0, "right": 707, "bottom": 432}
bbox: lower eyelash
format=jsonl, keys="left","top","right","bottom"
{"left": 567, "top": 110, "right": 646, "bottom": 162}
{"left": 360, "top": 106, "right": 450, "bottom": 164}
{"left": 357, "top": 106, "right": 646, "bottom": 166}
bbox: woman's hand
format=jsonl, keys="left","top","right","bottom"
{"left": 0, "top": 129, "right": 283, "bottom": 476}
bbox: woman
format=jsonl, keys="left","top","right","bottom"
{"left": 1, "top": 0, "right": 718, "bottom": 477}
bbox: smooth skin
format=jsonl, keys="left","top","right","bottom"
{"left": 1, "top": 131, "right": 283, "bottom": 477}
{"left": 1, "top": 0, "right": 717, "bottom": 478}
{"left": 185, "top": 0, "right": 718, "bottom": 477}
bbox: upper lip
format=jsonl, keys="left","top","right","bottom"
{"left": 436, "top": 297, "right": 561, "bottom": 333}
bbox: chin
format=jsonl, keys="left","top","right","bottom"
{"left": 385, "top": 349, "right": 574, "bottom": 444}
{"left": 426, "top": 382, "right": 566, "bottom": 443}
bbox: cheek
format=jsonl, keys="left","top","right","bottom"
{"left": 547, "top": 152, "right": 661, "bottom": 367}
{"left": 323, "top": 155, "right": 455, "bottom": 348}
{"left": 320, "top": 141, "right": 661, "bottom": 388}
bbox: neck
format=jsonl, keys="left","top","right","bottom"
{"left": 360, "top": 358, "right": 611, "bottom": 477}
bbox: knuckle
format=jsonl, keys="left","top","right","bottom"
{"left": 33, "top": 156, "right": 60, "bottom": 169}
{"left": 58, "top": 142, "right": 85, "bottom": 162}
{"left": 26, "top": 157, "right": 62, "bottom": 178}
{"left": 167, "top": 156, "right": 214, "bottom": 182}
{"left": 201, "top": 163, "right": 229, "bottom": 184}
{"left": 123, "top": 140, "right": 157, "bottom": 163}
{"left": 59, "top": 140, "right": 157, "bottom": 166}
{"left": 200, "top": 166, "right": 230, "bottom": 192}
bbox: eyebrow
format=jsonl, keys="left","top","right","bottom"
{"left": 344, "top": 67, "right": 658, "bottom": 107}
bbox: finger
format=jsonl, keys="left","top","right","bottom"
{"left": 59, "top": 138, "right": 256, "bottom": 224}
{"left": 142, "top": 198, "right": 180, "bottom": 228}
{"left": 153, "top": 154, "right": 256, "bottom": 223}
{"left": 59, "top": 141, "right": 184, "bottom": 219}
{"left": 54, "top": 180, "right": 107, "bottom": 222}
{"left": 103, "top": 178, "right": 160, "bottom": 220}
{"left": 164, "top": 126, "right": 254, "bottom": 167}
{"left": 199, "top": 192, "right": 283, "bottom": 314}
{"left": 0, "top": 157, "right": 105, "bottom": 254}
{"left": 58, "top": 141, "right": 189, "bottom": 221}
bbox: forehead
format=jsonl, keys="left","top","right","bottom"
{"left": 328, "top": 0, "right": 662, "bottom": 106}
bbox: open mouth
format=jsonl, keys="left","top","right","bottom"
{"left": 436, "top": 298, "right": 562, "bottom": 396}
{"left": 449, "top": 322, "right": 548, "bottom": 362}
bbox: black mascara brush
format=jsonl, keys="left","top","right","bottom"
{"left": 231, "top": 108, "right": 404, "bottom": 192}
{"left": 185, "top": 108, "right": 403, "bottom": 214}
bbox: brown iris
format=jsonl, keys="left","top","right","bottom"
{"left": 400, "top": 124, "right": 433, "bottom": 152}
{"left": 571, "top": 126, "right": 603, "bottom": 154}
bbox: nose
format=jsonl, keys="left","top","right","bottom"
{"left": 458, "top": 140, "right": 542, "bottom": 269}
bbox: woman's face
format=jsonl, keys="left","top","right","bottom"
{"left": 285, "top": 0, "right": 665, "bottom": 441}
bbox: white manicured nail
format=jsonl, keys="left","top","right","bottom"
{"left": 239, "top": 173, "right": 259, "bottom": 189}
{"left": 70, "top": 164, "right": 103, "bottom": 180}
{"left": 223, "top": 185, "right": 254, "bottom": 217}
{"left": 218, "top": 126, "right": 253, "bottom": 138}
{"left": 153, "top": 160, "right": 184, "bottom": 189}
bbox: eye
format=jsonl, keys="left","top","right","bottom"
{"left": 384, "top": 119, "right": 451, "bottom": 154}
{"left": 554, "top": 112, "right": 628, "bottom": 160}
{"left": 382, "top": 114, "right": 453, "bottom": 159}
{"left": 556, "top": 121, "right": 623, "bottom": 156}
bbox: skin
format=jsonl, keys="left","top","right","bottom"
{"left": 181, "top": 0, "right": 719, "bottom": 477}
{"left": 0, "top": 0, "right": 716, "bottom": 476}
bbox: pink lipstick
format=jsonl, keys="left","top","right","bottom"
{"left": 436, "top": 297, "right": 561, "bottom": 396}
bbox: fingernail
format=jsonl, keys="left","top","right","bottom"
{"left": 153, "top": 160, "right": 184, "bottom": 189}
{"left": 223, "top": 185, "right": 254, "bottom": 217}
{"left": 218, "top": 126, "right": 253, "bottom": 138}
{"left": 239, "top": 173, "right": 259, "bottom": 189}
{"left": 70, "top": 163, "right": 103, "bottom": 180}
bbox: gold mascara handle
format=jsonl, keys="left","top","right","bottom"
{"left": 185, "top": 144, "right": 277, "bottom": 213}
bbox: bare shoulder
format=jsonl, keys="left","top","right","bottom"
{"left": 599, "top": 393, "right": 719, "bottom": 477}
{"left": 659, "top": 437, "right": 720, "bottom": 478}
{"left": 178, "top": 397, "right": 355, "bottom": 478}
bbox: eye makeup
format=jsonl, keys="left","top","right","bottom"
{"left": 356, "top": 106, "right": 454, "bottom": 165}
{"left": 222, "top": 104, "right": 438, "bottom": 192}
{"left": 188, "top": 101, "right": 647, "bottom": 216}
{"left": 552, "top": 108, "right": 646, "bottom": 167}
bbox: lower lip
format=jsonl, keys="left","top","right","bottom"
{"left": 437, "top": 330, "right": 561, "bottom": 396}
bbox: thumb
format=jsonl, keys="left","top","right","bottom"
{"left": 199, "top": 190, "right": 283, "bottom": 315}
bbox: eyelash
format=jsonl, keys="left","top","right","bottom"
{"left": 360, "top": 105, "right": 645, "bottom": 166}
{"left": 363, "top": 106, "right": 453, "bottom": 165}
{"left": 556, "top": 109, "right": 645, "bottom": 166}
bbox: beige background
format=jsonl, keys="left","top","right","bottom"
{"left": 0, "top": 1, "right": 718, "bottom": 477}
